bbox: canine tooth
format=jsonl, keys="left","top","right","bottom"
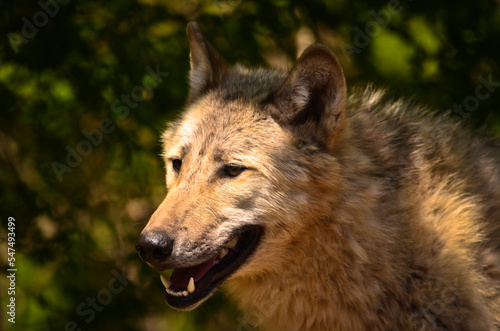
{"left": 219, "top": 247, "right": 229, "bottom": 259}
{"left": 183, "top": 290, "right": 189, "bottom": 296}
{"left": 188, "top": 277, "right": 195, "bottom": 293}
{"left": 160, "top": 275, "right": 171, "bottom": 289}
{"left": 226, "top": 236, "right": 239, "bottom": 248}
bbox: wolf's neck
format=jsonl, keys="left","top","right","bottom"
{"left": 226, "top": 199, "right": 409, "bottom": 330}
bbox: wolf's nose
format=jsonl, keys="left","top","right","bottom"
{"left": 135, "top": 231, "right": 174, "bottom": 266}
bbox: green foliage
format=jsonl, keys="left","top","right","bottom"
{"left": 0, "top": 0, "right": 499, "bottom": 330}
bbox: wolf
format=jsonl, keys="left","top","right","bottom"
{"left": 136, "top": 22, "right": 500, "bottom": 330}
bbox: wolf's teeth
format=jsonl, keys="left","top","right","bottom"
{"left": 183, "top": 290, "right": 189, "bottom": 296}
{"left": 160, "top": 274, "right": 171, "bottom": 289}
{"left": 166, "top": 288, "right": 185, "bottom": 297}
{"left": 219, "top": 247, "right": 229, "bottom": 259}
{"left": 188, "top": 277, "right": 195, "bottom": 293}
{"left": 226, "top": 236, "right": 239, "bottom": 249}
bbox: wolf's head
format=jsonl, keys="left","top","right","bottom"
{"left": 136, "top": 22, "right": 347, "bottom": 310}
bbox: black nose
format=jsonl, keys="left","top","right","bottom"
{"left": 135, "top": 231, "right": 174, "bottom": 266}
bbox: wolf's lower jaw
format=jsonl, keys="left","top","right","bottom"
{"left": 159, "top": 226, "right": 263, "bottom": 310}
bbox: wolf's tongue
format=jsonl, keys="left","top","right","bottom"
{"left": 171, "top": 255, "right": 218, "bottom": 288}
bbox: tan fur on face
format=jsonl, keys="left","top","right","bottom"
{"left": 140, "top": 23, "right": 500, "bottom": 330}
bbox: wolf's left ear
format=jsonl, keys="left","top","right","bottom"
{"left": 186, "top": 22, "right": 229, "bottom": 103}
{"left": 270, "top": 44, "right": 346, "bottom": 151}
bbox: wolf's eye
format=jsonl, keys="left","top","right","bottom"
{"left": 172, "top": 158, "right": 182, "bottom": 172}
{"left": 224, "top": 164, "right": 246, "bottom": 177}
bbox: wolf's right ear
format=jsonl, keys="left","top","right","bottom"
{"left": 186, "top": 22, "right": 229, "bottom": 103}
{"left": 270, "top": 45, "right": 347, "bottom": 151}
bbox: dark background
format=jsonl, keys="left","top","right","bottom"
{"left": 1, "top": 0, "right": 499, "bottom": 330}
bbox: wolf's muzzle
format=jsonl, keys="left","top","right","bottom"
{"left": 135, "top": 231, "right": 174, "bottom": 268}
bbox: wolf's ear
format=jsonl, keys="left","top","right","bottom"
{"left": 186, "top": 22, "right": 229, "bottom": 103}
{"left": 270, "top": 44, "right": 346, "bottom": 151}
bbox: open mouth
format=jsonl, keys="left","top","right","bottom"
{"left": 159, "top": 226, "right": 263, "bottom": 310}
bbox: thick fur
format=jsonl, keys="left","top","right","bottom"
{"left": 140, "top": 22, "right": 500, "bottom": 330}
